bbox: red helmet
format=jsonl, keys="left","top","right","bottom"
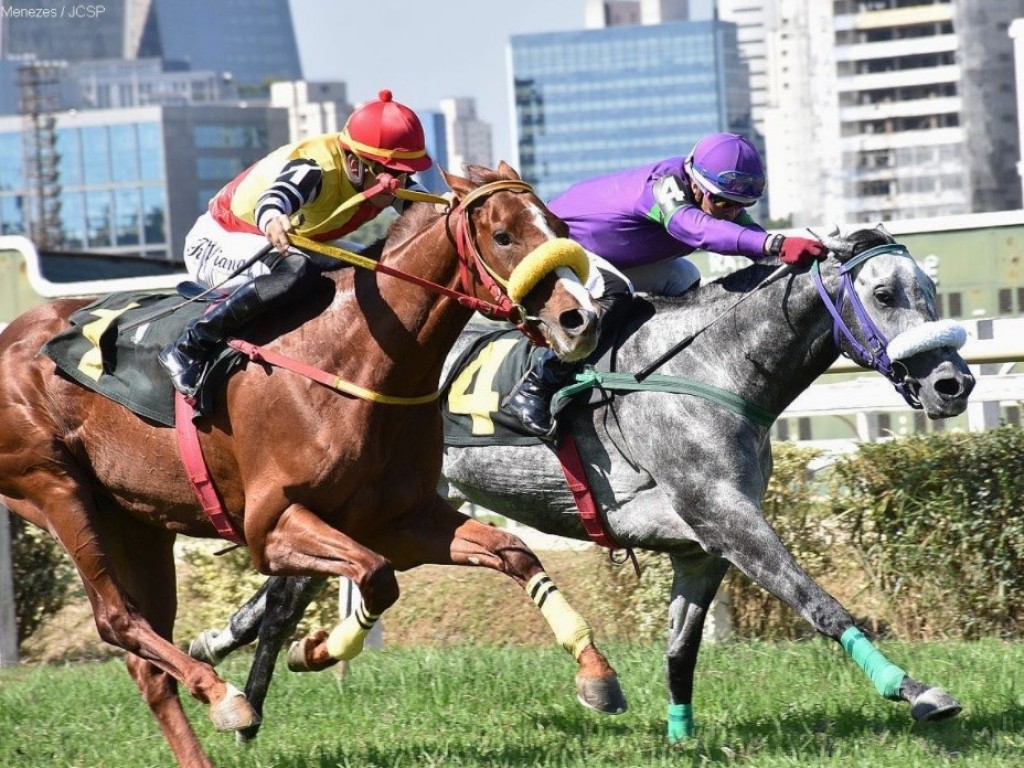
{"left": 339, "top": 89, "right": 432, "bottom": 173}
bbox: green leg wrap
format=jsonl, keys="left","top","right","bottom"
{"left": 667, "top": 702, "right": 694, "bottom": 741}
{"left": 325, "top": 601, "right": 380, "bottom": 661}
{"left": 526, "top": 572, "right": 593, "bottom": 659}
{"left": 840, "top": 626, "right": 906, "bottom": 700}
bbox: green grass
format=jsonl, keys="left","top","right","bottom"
{"left": 2, "top": 639, "right": 1023, "bottom": 767}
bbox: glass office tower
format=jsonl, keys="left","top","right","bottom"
{"left": 509, "top": 20, "right": 754, "bottom": 202}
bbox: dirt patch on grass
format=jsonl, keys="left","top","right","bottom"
{"left": 21, "top": 546, "right": 634, "bottom": 664}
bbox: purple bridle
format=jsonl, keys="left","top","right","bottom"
{"left": 811, "top": 243, "right": 923, "bottom": 410}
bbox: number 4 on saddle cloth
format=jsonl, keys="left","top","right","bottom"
{"left": 41, "top": 291, "right": 245, "bottom": 426}
{"left": 442, "top": 300, "right": 656, "bottom": 448}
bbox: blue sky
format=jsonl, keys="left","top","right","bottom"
{"left": 291, "top": 0, "right": 587, "bottom": 168}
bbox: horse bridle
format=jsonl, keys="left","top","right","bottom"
{"left": 446, "top": 179, "right": 567, "bottom": 346}
{"left": 811, "top": 243, "right": 945, "bottom": 410}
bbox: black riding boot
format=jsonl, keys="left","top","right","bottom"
{"left": 158, "top": 281, "right": 268, "bottom": 398}
{"left": 504, "top": 349, "right": 580, "bottom": 437}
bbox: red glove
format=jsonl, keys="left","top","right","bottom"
{"left": 774, "top": 236, "right": 827, "bottom": 268}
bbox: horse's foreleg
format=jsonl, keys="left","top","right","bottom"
{"left": 255, "top": 503, "right": 399, "bottom": 666}
{"left": 700, "top": 493, "right": 961, "bottom": 722}
{"left": 126, "top": 655, "right": 214, "bottom": 768}
{"left": 665, "top": 550, "right": 730, "bottom": 742}
{"left": 379, "top": 495, "right": 627, "bottom": 716}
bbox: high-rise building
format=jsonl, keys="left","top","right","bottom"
{"left": 270, "top": 81, "right": 352, "bottom": 142}
{"left": 0, "top": 104, "right": 289, "bottom": 260}
{"left": 509, "top": 19, "right": 753, "bottom": 202}
{"left": 765, "top": 0, "right": 1024, "bottom": 226}
{"left": 1, "top": 0, "right": 301, "bottom": 89}
{"left": 417, "top": 110, "right": 450, "bottom": 193}
{"left": 439, "top": 98, "right": 492, "bottom": 173}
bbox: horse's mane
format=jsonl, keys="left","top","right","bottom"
{"left": 644, "top": 225, "right": 898, "bottom": 314}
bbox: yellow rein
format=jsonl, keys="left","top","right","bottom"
{"left": 279, "top": 180, "right": 585, "bottom": 406}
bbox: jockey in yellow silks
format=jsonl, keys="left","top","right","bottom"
{"left": 158, "top": 89, "right": 433, "bottom": 401}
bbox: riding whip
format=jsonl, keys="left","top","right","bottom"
{"left": 116, "top": 243, "right": 275, "bottom": 334}
{"left": 634, "top": 262, "right": 795, "bottom": 382}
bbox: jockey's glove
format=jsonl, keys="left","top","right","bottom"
{"left": 765, "top": 234, "right": 827, "bottom": 269}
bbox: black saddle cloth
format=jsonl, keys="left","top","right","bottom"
{"left": 41, "top": 291, "right": 240, "bottom": 426}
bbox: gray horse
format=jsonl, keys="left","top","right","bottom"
{"left": 189, "top": 226, "right": 975, "bottom": 742}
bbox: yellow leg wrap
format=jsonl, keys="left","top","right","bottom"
{"left": 325, "top": 602, "right": 380, "bottom": 661}
{"left": 526, "top": 572, "right": 593, "bottom": 660}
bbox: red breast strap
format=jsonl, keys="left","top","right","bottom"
{"left": 174, "top": 393, "right": 246, "bottom": 545}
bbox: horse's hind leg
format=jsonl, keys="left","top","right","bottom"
{"left": 665, "top": 549, "right": 730, "bottom": 741}
{"left": 375, "top": 495, "right": 626, "bottom": 716}
{"left": 238, "top": 576, "right": 326, "bottom": 743}
{"left": 189, "top": 576, "right": 274, "bottom": 666}
{"left": 0, "top": 485, "right": 258, "bottom": 739}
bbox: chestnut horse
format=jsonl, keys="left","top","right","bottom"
{"left": 0, "top": 163, "right": 622, "bottom": 768}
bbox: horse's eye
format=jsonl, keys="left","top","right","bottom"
{"left": 874, "top": 287, "right": 894, "bottom": 306}
{"left": 494, "top": 231, "right": 512, "bottom": 247}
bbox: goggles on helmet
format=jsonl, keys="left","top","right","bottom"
{"left": 691, "top": 165, "right": 766, "bottom": 201}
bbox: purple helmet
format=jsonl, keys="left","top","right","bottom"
{"left": 686, "top": 133, "right": 766, "bottom": 205}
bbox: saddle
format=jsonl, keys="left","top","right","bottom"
{"left": 41, "top": 290, "right": 244, "bottom": 426}
{"left": 441, "top": 298, "right": 654, "bottom": 447}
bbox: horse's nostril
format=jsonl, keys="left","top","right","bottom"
{"left": 559, "top": 309, "right": 585, "bottom": 332}
{"left": 935, "top": 376, "right": 967, "bottom": 398}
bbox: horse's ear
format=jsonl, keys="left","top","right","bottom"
{"left": 496, "top": 160, "right": 521, "bottom": 181}
{"left": 442, "top": 167, "right": 474, "bottom": 199}
{"left": 875, "top": 222, "right": 892, "bottom": 237}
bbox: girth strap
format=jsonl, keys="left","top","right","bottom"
{"left": 174, "top": 393, "right": 246, "bottom": 545}
{"left": 552, "top": 369, "right": 778, "bottom": 430}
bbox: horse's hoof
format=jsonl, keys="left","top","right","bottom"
{"left": 235, "top": 725, "right": 260, "bottom": 747}
{"left": 286, "top": 632, "right": 339, "bottom": 673}
{"left": 209, "top": 684, "right": 260, "bottom": 732}
{"left": 188, "top": 629, "right": 224, "bottom": 666}
{"left": 575, "top": 674, "right": 628, "bottom": 715}
{"left": 911, "top": 687, "right": 962, "bottom": 722}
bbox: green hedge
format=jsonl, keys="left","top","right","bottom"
{"left": 9, "top": 513, "right": 75, "bottom": 645}
{"left": 14, "top": 427, "right": 1024, "bottom": 651}
{"left": 830, "top": 426, "right": 1024, "bottom": 639}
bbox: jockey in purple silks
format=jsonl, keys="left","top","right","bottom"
{"left": 504, "top": 132, "right": 827, "bottom": 438}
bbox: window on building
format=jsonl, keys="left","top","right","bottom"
{"left": 998, "top": 289, "right": 1013, "bottom": 314}
{"left": 0, "top": 133, "right": 24, "bottom": 191}
{"left": 141, "top": 186, "right": 167, "bottom": 245}
{"left": 114, "top": 188, "right": 141, "bottom": 246}
{"left": 85, "top": 190, "right": 114, "bottom": 248}
{"left": 0, "top": 196, "right": 25, "bottom": 236}
{"left": 58, "top": 191, "right": 85, "bottom": 248}
{"left": 193, "top": 125, "right": 268, "bottom": 150}
{"left": 138, "top": 123, "right": 163, "bottom": 182}
{"left": 82, "top": 126, "right": 111, "bottom": 185}
{"left": 947, "top": 292, "right": 963, "bottom": 317}
{"left": 774, "top": 419, "right": 790, "bottom": 441}
{"left": 110, "top": 124, "right": 140, "bottom": 184}
{"left": 877, "top": 413, "right": 892, "bottom": 435}
{"left": 1017, "top": 287, "right": 1024, "bottom": 313}
{"left": 797, "top": 418, "right": 812, "bottom": 441}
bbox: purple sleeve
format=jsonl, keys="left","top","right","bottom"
{"left": 665, "top": 206, "right": 768, "bottom": 260}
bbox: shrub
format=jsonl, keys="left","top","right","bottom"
{"left": 829, "top": 426, "right": 1024, "bottom": 640}
{"left": 9, "top": 513, "right": 75, "bottom": 645}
